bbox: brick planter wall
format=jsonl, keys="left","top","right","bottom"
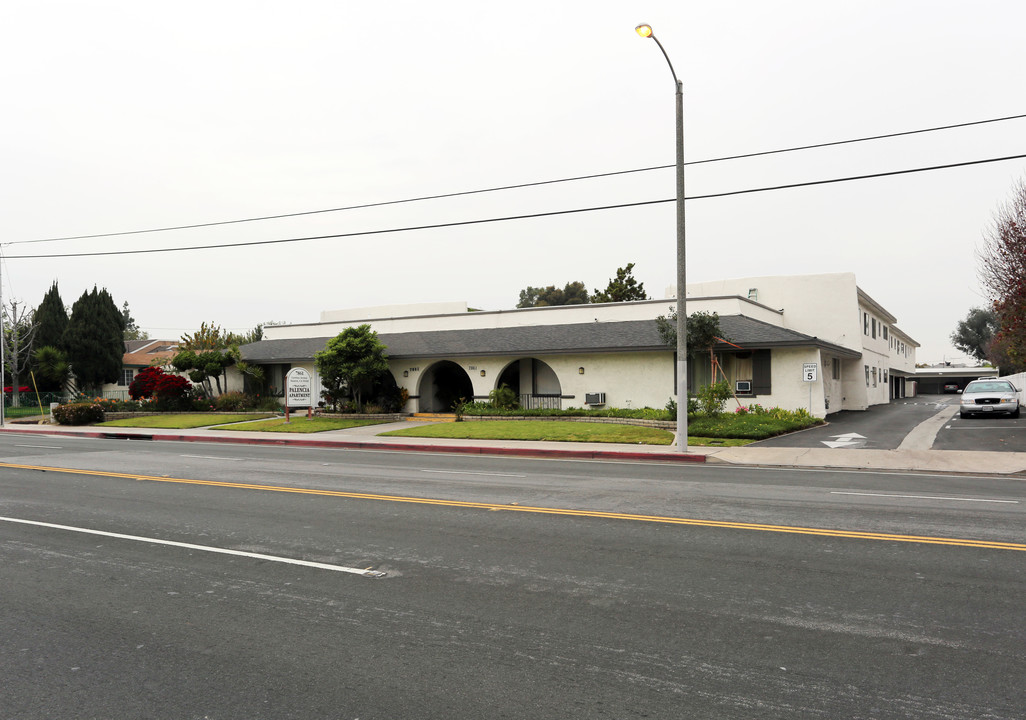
{"left": 463, "top": 415, "right": 675, "bottom": 430}
{"left": 314, "top": 412, "right": 406, "bottom": 422}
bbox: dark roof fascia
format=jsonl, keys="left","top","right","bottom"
{"left": 240, "top": 315, "right": 861, "bottom": 363}
{"left": 390, "top": 345, "right": 672, "bottom": 360}
{"left": 716, "top": 338, "right": 862, "bottom": 359}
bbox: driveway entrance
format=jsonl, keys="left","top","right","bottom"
{"left": 751, "top": 398, "right": 958, "bottom": 450}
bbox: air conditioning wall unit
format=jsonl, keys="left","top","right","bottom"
{"left": 735, "top": 381, "right": 753, "bottom": 394}
{"left": 585, "top": 392, "right": 606, "bottom": 405}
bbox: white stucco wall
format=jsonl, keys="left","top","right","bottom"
{"left": 749, "top": 347, "right": 827, "bottom": 416}
{"left": 263, "top": 295, "right": 786, "bottom": 341}
{"left": 686, "top": 273, "right": 863, "bottom": 352}
{"left": 392, "top": 352, "right": 676, "bottom": 413}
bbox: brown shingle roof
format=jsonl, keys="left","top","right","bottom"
{"left": 122, "top": 339, "right": 179, "bottom": 367}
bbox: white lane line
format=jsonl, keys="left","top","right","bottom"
{"left": 180, "top": 454, "right": 235, "bottom": 460}
{"left": 419, "top": 469, "right": 526, "bottom": 478}
{"left": 0, "top": 515, "right": 386, "bottom": 577}
{"left": 15, "top": 444, "right": 63, "bottom": 449}
{"left": 831, "top": 492, "right": 1018, "bottom": 504}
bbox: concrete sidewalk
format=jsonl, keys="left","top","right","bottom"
{"left": 2, "top": 419, "right": 1025, "bottom": 476}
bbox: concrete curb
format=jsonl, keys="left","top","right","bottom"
{"left": 4, "top": 424, "right": 1026, "bottom": 475}
{"left": 0, "top": 426, "right": 707, "bottom": 464}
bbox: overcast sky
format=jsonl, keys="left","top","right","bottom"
{"left": 3, "top": 1, "right": 1025, "bottom": 364}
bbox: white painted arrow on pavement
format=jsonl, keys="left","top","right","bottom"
{"left": 822, "top": 432, "right": 867, "bottom": 448}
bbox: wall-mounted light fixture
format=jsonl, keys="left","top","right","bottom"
{"left": 403, "top": 370, "right": 409, "bottom": 377}
{"left": 480, "top": 370, "right": 486, "bottom": 377}
{"left": 578, "top": 367, "right": 585, "bottom": 375}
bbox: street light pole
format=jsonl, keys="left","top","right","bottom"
{"left": 636, "top": 24, "right": 687, "bottom": 451}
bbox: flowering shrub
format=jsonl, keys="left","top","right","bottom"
{"left": 128, "top": 366, "right": 192, "bottom": 410}
{"left": 129, "top": 367, "right": 164, "bottom": 400}
{"left": 153, "top": 374, "right": 193, "bottom": 410}
{"left": 52, "top": 402, "right": 105, "bottom": 425}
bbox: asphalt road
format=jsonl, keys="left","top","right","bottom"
{"left": 2, "top": 436, "right": 1024, "bottom": 719}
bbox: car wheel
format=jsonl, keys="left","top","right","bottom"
{"left": 1013, "top": 407, "right": 1021, "bottom": 419}
{"left": 960, "top": 411, "right": 969, "bottom": 419}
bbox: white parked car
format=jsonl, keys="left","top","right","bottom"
{"left": 959, "top": 379, "right": 1021, "bottom": 419}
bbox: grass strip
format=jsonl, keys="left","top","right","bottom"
{"left": 99, "top": 414, "right": 274, "bottom": 429}
{"left": 213, "top": 417, "right": 393, "bottom": 433}
{"left": 382, "top": 420, "right": 676, "bottom": 445}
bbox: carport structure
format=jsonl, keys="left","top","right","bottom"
{"left": 913, "top": 366, "right": 999, "bottom": 394}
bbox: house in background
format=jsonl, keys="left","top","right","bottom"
{"left": 239, "top": 272, "right": 919, "bottom": 418}
{"left": 100, "top": 339, "right": 179, "bottom": 399}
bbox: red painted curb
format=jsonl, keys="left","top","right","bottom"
{"left": 0, "top": 426, "right": 706, "bottom": 463}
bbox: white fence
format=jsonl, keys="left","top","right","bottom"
{"left": 999, "top": 371, "right": 1026, "bottom": 403}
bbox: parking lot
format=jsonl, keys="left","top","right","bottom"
{"left": 753, "top": 395, "right": 1026, "bottom": 453}
{"left": 935, "top": 407, "right": 1026, "bottom": 452}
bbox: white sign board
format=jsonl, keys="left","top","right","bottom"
{"left": 285, "top": 367, "right": 313, "bottom": 407}
{"left": 802, "top": 363, "right": 818, "bottom": 382}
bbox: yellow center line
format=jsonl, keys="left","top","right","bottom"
{"left": 5, "top": 461, "right": 1024, "bottom": 552}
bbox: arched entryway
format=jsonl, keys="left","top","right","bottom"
{"left": 418, "top": 361, "right": 474, "bottom": 412}
{"left": 497, "top": 358, "right": 562, "bottom": 409}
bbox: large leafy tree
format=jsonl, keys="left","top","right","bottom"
{"left": 180, "top": 321, "right": 244, "bottom": 350}
{"left": 655, "top": 309, "right": 726, "bottom": 382}
{"left": 64, "top": 287, "right": 125, "bottom": 393}
{"left": 516, "top": 281, "right": 590, "bottom": 308}
{"left": 977, "top": 178, "right": 1026, "bottom": 372}
{"left": 314, "top": 325, "right": 389, "bottom": 408}
{"left": 174, "top": 322, "right": 245, "bottom": 396}
{"left": 950, "top": 307, "right": 997, "bottom": 364}
{"left": 656, "top": 309, "right": 723, "bottom": 353}
{"left": 592, "top": 262, "right": 648, "bottom": 303}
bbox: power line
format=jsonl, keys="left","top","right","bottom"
{"left": 8, "top": 151, "right": 1026, "bottom": 261}
{"left": 11, "top": 112, "right": 1026, "bottom": 247}
{"left": 685, "top": 112, "right": 1026, "bottom": 166}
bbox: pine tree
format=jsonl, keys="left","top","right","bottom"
{"left": 33, "top": 281, "right": 69, "bottom": 351}
{"left": 592, "top": 263, "right": 648, "bottom": 303}
{"left": 64, "top": 287, "right": 126, "bottom": 393}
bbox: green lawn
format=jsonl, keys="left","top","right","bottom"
{"left": 99, "top": 414, "right": 274, "bottom": 429}
{"left": 4, "top": 406, "right": 50, "bottom": 420}
{"left": 213, "top": 417, "right": 394, "bottom": 433}
{"left": 382, "top": 420, "right": 678, "bottom": 445}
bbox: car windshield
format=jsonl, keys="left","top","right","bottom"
{"left": 965, "top": 381, "right": 1014, "bottom": 393}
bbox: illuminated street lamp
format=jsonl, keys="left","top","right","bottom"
{"left": 636, "top": 23, "right": 687, "bottom": 451}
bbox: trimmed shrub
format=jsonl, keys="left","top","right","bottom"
{"left": 52, "top": 402, "right": 105, "bottom": 425}
{"left": 696, "top": 380, "right": 733, "bottom": 416}
{"left": 214, "top": 391, "right": 248, "bottom": 412}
